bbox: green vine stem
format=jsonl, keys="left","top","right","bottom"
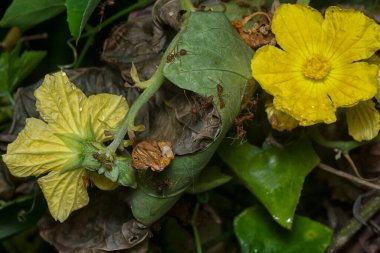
{"left": 74, "top": 0, "right": 153, "bottom": 67}
{"left": 105, "top": 29, "right": 183, "bottom": 154}
{"left": 308, "top": 126, "right": 380, "bottom": 154}
{"left": 326, "top": 192, "right": 380, "bottom": 253}
{"left": 191, "top": 201, "right": 203, "bottom": 253}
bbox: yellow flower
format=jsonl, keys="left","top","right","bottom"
{"left": 2, "top": 72, "right": 128, "bottom": 222}
{"left": 251, "top": 4, "right": 380, "bottom": 126}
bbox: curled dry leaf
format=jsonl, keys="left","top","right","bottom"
{"left": 132, "top": 139, "right": 174, "bottom": 172}
{"left": 38, "top": 190, "right": 151, "bottom": 253}
{"left": 232, "top": 10, "right": 275, "bottom": 49}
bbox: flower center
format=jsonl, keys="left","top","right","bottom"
{"left": 303, "top": 55, "right": 331, "bottom": 80}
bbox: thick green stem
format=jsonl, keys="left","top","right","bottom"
{"left": 106, "top": 31, "right": 183, "bottom": 154}
{"left": 326, "top": 193, "right": 380, "bottom": 253}
{"left": 191, "top": 201, "right": 203, "bottom": 253}
{"left": 308, "top": 126, "right": 374, "bottom": 154}
{"left": 105, "top": 74, "right": 162, "bottom": 153}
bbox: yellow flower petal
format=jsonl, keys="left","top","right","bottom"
{"left": 346, "top": 100, "right": 380, "bottom": 141}
{"left": 35, "top": 72, "right": 86, "bottom": 136}
{"left": 82, "top": 94, "right": 128, "bottom": 142}
{"left": 2, "top": 118, "right": 76, "bottom": 177}
{"left": 38, "top": 169, "right": 89, "bottom": 222}
{"left": 327, "top": 62, "right": 378, "bottom": 107}
{"left": 271, "top": 4, "right": 323, "bottom": 57}
{"left": 273, "top": 79, "right": 336, "bottom": 126}
{"left": 322, "top": 7, "right": 380, "bottom": 64}
{"left": 251, "top": 45, "right": 302, "bottom": 96}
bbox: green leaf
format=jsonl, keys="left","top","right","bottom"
{"left": 0, "top": 0, "right": 65, "bottom": 31}
{"left": 0, "top": 45, "right": 46, "bottom": 95}
{"left": 164, "top": 11, "right": 253, "bottom": 130}
{"left": 234, "top": 207, "right": 332, "bottom": 253}
{"left": 218, "top": 136, "right": 320, "bottom": 229}
{"left": 186, "top": 166, "right": 232, "bottom": 194}
{"left": 128, "top": 12, "right": 255, "bottom": 225}
{"left": 65, "top": 0, "right": 101, "bottom": 39}
{"left": 0, "top": 194, "right": 46, "bottom": 240}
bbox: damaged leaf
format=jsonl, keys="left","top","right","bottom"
{"left": 128, "top": 11, "right": 254, "bottom": 225}
{"left": 38, "top": 190, "right": 151, "bottom": 252}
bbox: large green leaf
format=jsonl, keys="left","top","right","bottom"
{"left": 128, "top": 11, "right": 254, "bottom": 225}
{"left": 234, "top": 207, "right": 332, "bottom": 253}
{"left": 0, "top": 45, "right": 46, "bottom": 95}
{"left": 65, "top": 0, "right": 101, "bottom": 39}
{"left": 186, "top": 166, "right": 232, "bottom": 194}
{"left": 0, "top": 0, "right": 65, "bottom": 31}
{"left": 218, "top": 136, "right": 320, "bottom": 229}
{"left": 164, "top": 11, "right": 253, "bottom": 130}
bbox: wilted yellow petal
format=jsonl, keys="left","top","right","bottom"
{"left": 272, "top": 4, "right": 323, "bottom": 57}
{"left": 88, "top": 172, "right": 118, "bottom": 190}
{"left": 346, "top": 100, "right": 380, "bottom": 141}
{"left": 82, "top": 94, "right": 128, "bottom": 142}
{"left": 38, "top": 169, "right": 89, "bottom": 222}
{"left": 35, "top": 72, "right": 86, "bottom": 136}
{"left": 322, "top": 7, "right": 380, "bottom": 64}
{"left": 2, "top": 118, "right": 77, "bottom": 177}
{"left": 265, "top": 99, "right": 299, "bottom": 131}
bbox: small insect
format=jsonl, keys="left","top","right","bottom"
{"left": 166, "top": 48, "right": 187, "bottom": 63}
{"left": 93, "top": 153, "right": 113, "bottom": 171}
{"left": 102, "top": 23, "right": 128, "bottom": 51}
{"left": 217, "top": 83, "right": 225, "bottom": 109}
{"left": 99, "top": 0, "right": 115, "bottom": 21}
{"left": 82, "top": 175, "right": 93, "bottom": 188}
{"left": 155, "top": 179, "right": 170, "bottom": 195}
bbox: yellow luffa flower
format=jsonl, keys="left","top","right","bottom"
{"left": 251, "top": 4, "right": 380, "bottom": 126}
{"left": 2, "top": 72, "right": 128, "bottom": 222}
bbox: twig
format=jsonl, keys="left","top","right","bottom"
{"left": 317, "top": 163, "right": 380, "bottom": 191}
{"left": 326, "top": 192, "right": 380, "bottom": 253}
{"left": 343, "top": 153, "right": 378, "bottom": 182}
{"left": 20, "top": 33, "right": 48, "bottom": 42}
{"left": 0, "top": 134, "right": 16, "bottom": 143}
